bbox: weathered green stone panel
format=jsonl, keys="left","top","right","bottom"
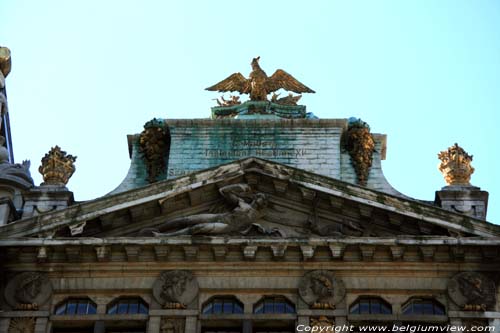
{"left": 165, "top": 119, "right": 346, "bottom": 180}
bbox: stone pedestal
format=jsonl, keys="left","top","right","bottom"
{"left": 435, "top": 185, "right": 488, "bottom": 220}
{"left": 21, "top": 185, "right": 74, "bottom": 220}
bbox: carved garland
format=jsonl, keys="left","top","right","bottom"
{"left": 139, "top": 118, "right": 169, "bottom": 183}
{"left": 345, "top": 118, "right": 375, "bottom": 186}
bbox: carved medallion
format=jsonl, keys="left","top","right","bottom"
{"left": 160, "top": 318, "right": 185, "bottom": 333}
{"left": 299, "top": 270, "right": 345, "bottom": 309}
{"left": 153, "top": 270, "right": 198, "bottom": 309}
{"left": 4, "top": 272, "right": 52, "bottom": 310}
{"left": 447, "top": 272, "right": 496, "bottom": 311}
{"left": 8, "top": 317, "right": 35, "bottom": 333}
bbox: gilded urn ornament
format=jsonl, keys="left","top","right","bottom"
{"left": 206, "top": 57, "right": 315, "bottom": 102}
{"left": 38, "top": 146, "right": 76, "bottom": 186}
{"left": 438, "top": 143, "right": 474, "bottom": 186}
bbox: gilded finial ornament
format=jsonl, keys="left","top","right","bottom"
{"left": 438, "top": 143, "right": 474, "bottom": 186}
{"left": 0, "top": 46, "right": 12, "bottom": 78}
{"left": 206, "top": 57, "right": 315, "bottom": 102}
{"left": 38, "top": 146, "right": 77, "bottom": 186}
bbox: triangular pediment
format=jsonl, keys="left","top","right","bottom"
{"left": 1, "top": 158, "right": 499, "bottom": 239}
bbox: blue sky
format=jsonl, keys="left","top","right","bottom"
{"left": 1, "top": 0, "right": 499, "bottom": 224}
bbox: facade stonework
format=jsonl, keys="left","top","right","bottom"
{"left": 0, "top": 49, "right": 499, "bottom": 333}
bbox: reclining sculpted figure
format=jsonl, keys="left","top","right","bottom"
{"left": 141, "top": 183, "right": 268, "bottom": 236}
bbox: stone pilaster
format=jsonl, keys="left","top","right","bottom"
{"left": 147, "top": 316, "right": 161, "bottom": 333}
{"left": 34, "top": 317, "right": 49, "bottom": 333}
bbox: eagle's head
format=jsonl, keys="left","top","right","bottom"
{"left": 251, "top": 56, "right": 261, "bottom": 69}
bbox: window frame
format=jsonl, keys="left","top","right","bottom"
{"left": 202, "top": 296, "right": 244, "bottom": 315}
{"left": 106, "top": 297, "right": 149, "bottom": 315}
{"left": 253, "top": 296, "right": 296, "bottom": 314}
{"left": 54, "top": 297, "right": 97, "bottom": 315}
{"left": 349, "top": 296, "right": 392, "bottom": 315}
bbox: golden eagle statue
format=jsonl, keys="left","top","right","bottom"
{"left": 206, "top": 57, "right": 315, "bottom": 102}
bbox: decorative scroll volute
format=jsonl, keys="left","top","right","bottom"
{"left": 38, "top": 146, "right": 76, "bottom": 186}
{"left": 438, "top": 143, "right": 474, "bottom": 186}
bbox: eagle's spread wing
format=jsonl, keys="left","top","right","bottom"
{"left": 205, "top": 72, "right": 250, "bottom": 94}
{"left": 266, "top": 69, "right": 315, "bottom": 94}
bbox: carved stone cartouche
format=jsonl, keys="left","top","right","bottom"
{"left": 38, "top": 146, "right": 76, "bottom": 186}
{"left": 345, "top": 118, "right": 375, "bottom": 186}
{"left": 139, "top": 118, "right": 169, "bottom": 183}
{"left": 438, "top": 143, "right": 474, "bottom": 186}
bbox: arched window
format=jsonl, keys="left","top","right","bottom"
{"left": 55, "top": 298, "right": 97, "bottom": 315}
{"left": 202, "top": 296, "right": 244, "bottom": 314}
{"left": 106, "top": 297, "right": 148, "bottom": 315}
{"left": 253, "top": 296, "right": 295, "bottom": 314}
{"left": 402, "top": 298, "right": 445, "bottom": 315}
{"left": 349, "top": 297, "right": 392, "bottom": 315}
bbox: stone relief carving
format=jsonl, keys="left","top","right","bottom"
{"left": 8, "top": 317, "right": 35, "bottom": 333}
{"left": 438, "top": 143, "right": 474, "bottom": 186}
{"left": 345, "top": 118, "right": 375, "bottom": 186}
{"left": 310, "top": 316, "right": 335, "bottom": 328}
{"left": 0, "top": 136, "right": 34, "bottom": 188}
{"left": 39, "top": 146, "right": 76, "bottom": 186}
{"left": 142, "top": 183, "right": 270, "bottom": 236}
{"left": 139, "top": 118, "right": 169, "bottom": 183}
{"left": 447, "top": 272, "right": 496, "bottom": 311}
{"left": 160, "top": 317, "right": 185, "bottom": 333}
{"left": 153, "top": 270, "right": 199, "bottom": 309}
{"left": 4, "top": 272, "right": 52, "bottom": 310}
{"left": 299, "top": 270, "right": 345, "bottom": 309}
